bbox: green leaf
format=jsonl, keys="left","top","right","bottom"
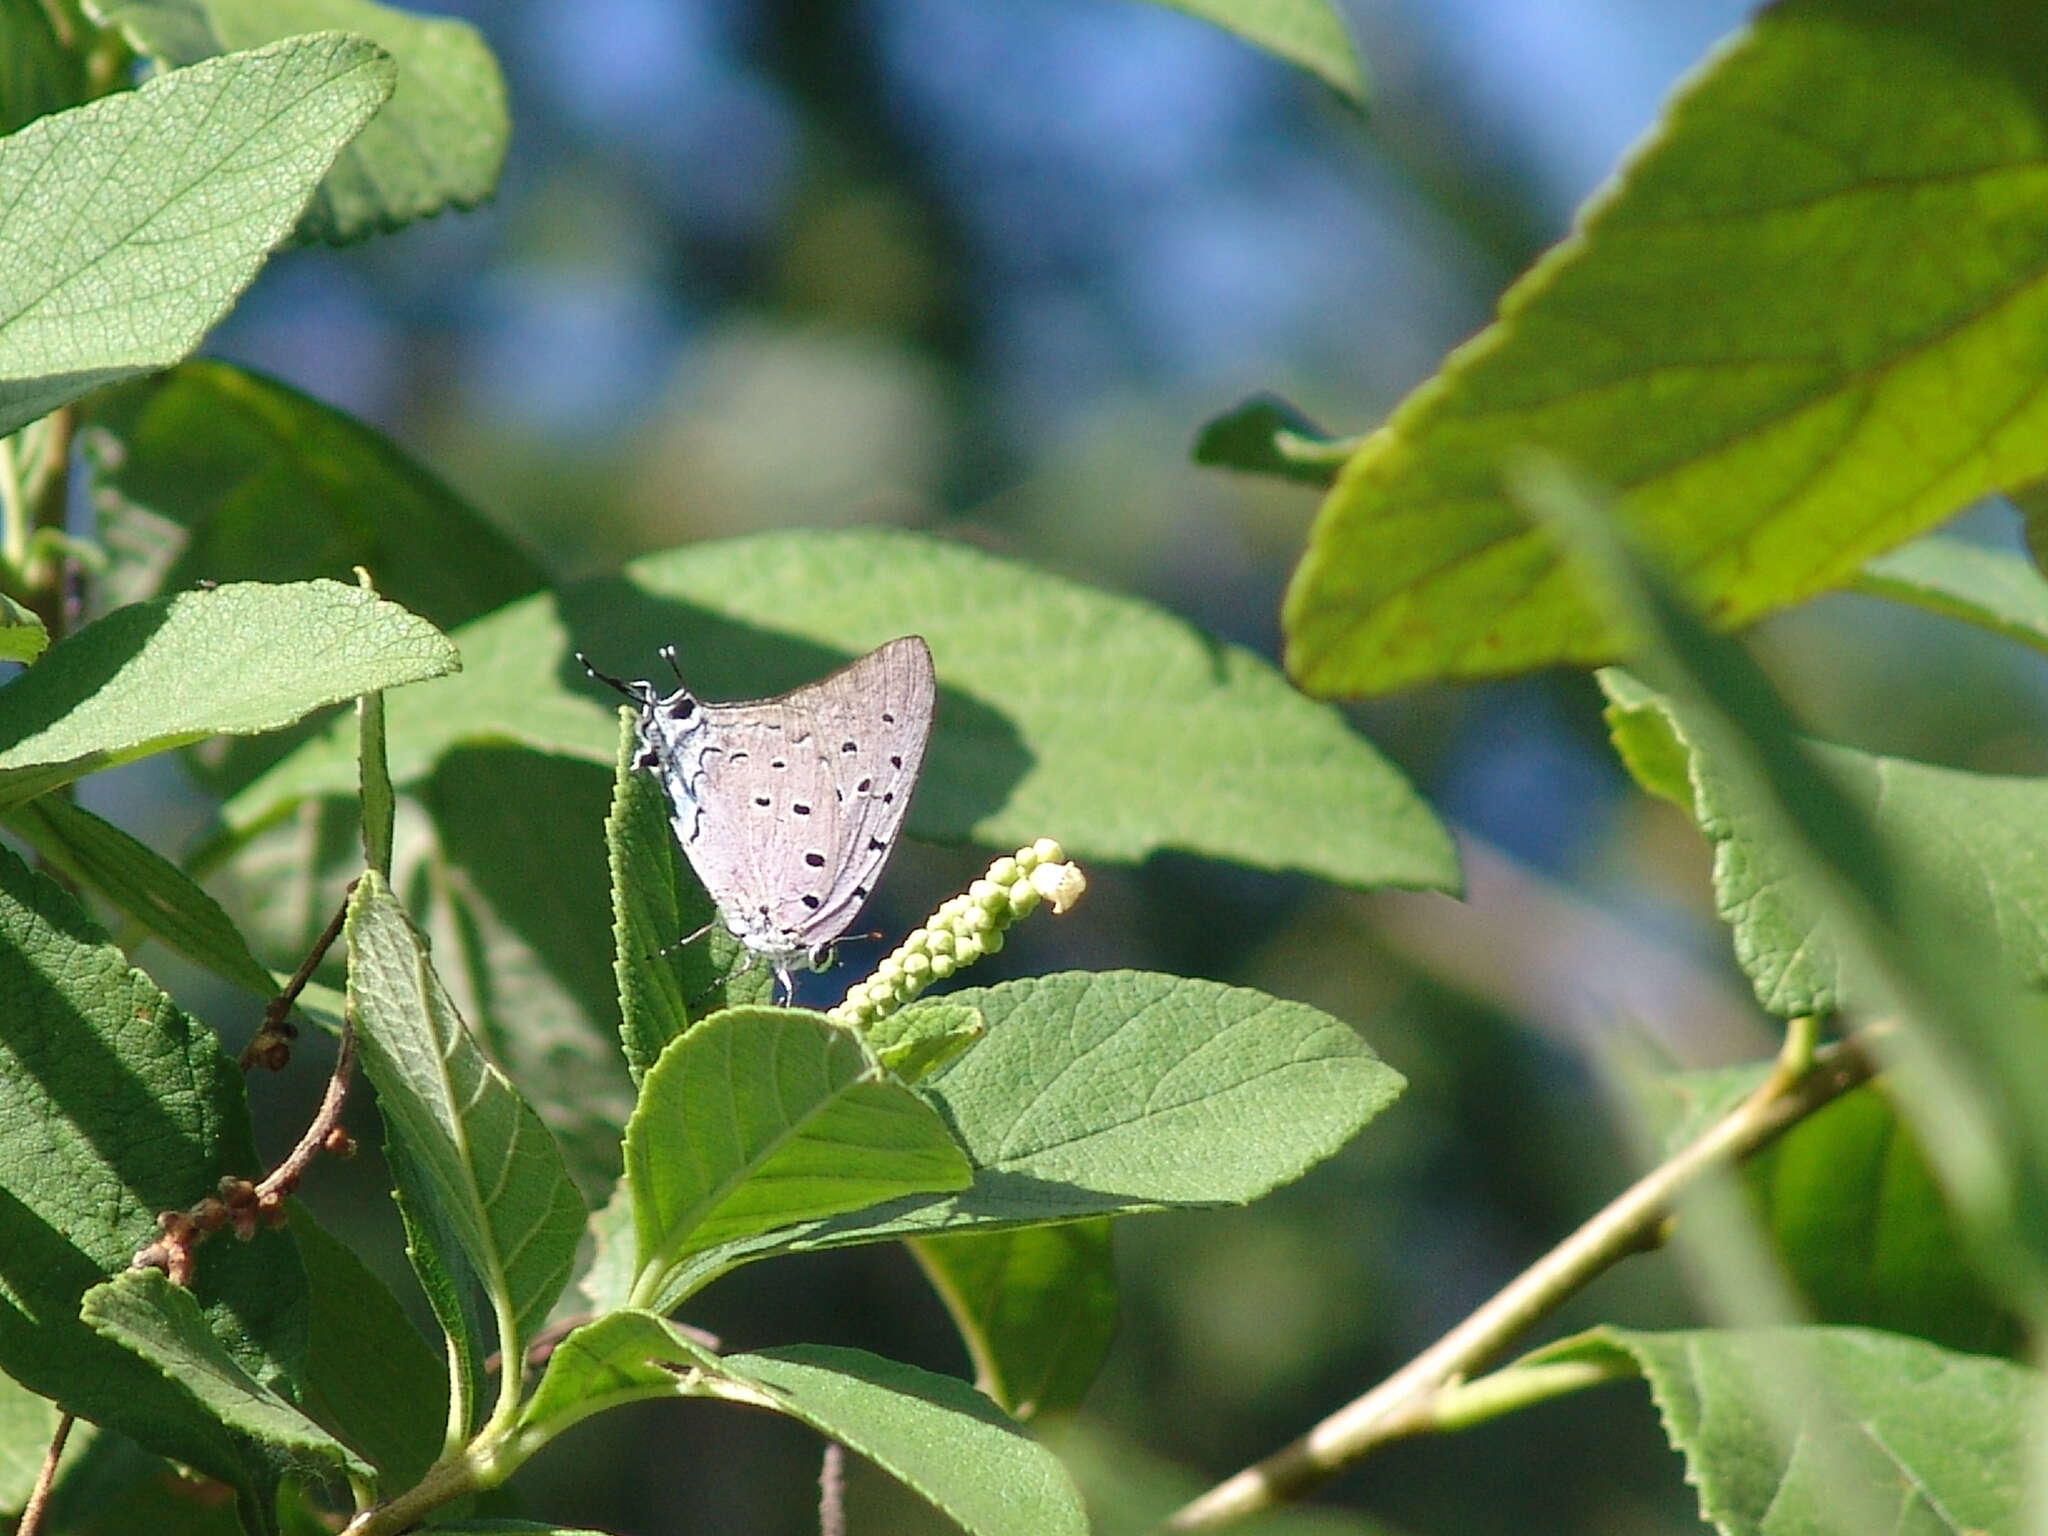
{"left": 681, "top": 972, "right": 1403, "bottom": 1282}
{"left": 1600, "top": 668, "right": 2048, "bottom": 1017}
{"left": 80, "top": 1270, "right": 367, "bottom": 1480}
{"left": 1848, "top": 536, "right": 2048, "bottom": 659}
{"left": 912, "top": 1220, "right": 1117, "bottom": 1420}
{"left": 603, "top": 709, "right": 765, "bottom": 1085}
{"left": 1534, "top": 463, "right": 2048, "bottom": 1324}
{"left": 0, "top": 34, "right": 394, "bottom": 438}
{"left": 344, "top": 872, "right": 586, "bottom": 1389}
{"left": 623, "top": 1006, "right": 972, "bottom": 1311}
{"left": 866, "top": 1000, "right": 985, "bottom": 1083}
{"left": 0, "top": 840, "right": 307, "bottom": 1486}
{"left": 288, "top": 1205, "right": 446, "bottom": 1489}
{"left": 1283, "top": 4, "right": 2048, "bottom": 695}
{"left": 412, "top": 747, "right": 642, "bottom": 1196}
{"left": 0, "top": 1369, "right": 63, "bottom": 1515}
{"left": 1, "top": 794, "right": 276, "bottom": 994}
{"left": 358, "top": 687, "right": 392, "bottom": 878}
{"left": 1537, "top": 1326, "right": 2042, "bottom": 1536}
{"left": 0, "top": 0, "right": 93, "bottom": 135}
{"left": 226, "top": 529, "right": 1458, "bottom": 895}
{"left": 1192, "top": 393, "right": 1361, "bottom": 487}
{"left": 516, "top": 1309, "right": 714, "bottom": 1439}
{"left": 1636, "top": 1070, "right": 2021, "bottom": 1358}
{"left": 0, "top": 592, "right": 47, "bottom": 664}
{"left": 91, "top": 0, "right": 508, "bottom": 244}
{"left": 83, "top": 361, "right": 547, "bottom": 624}
{"left": 1140, "top": 0, "right": 1364, "bottom": 105}
{"left": 717, "top": 1345, "right": 1089, "bottom": 1536}
{"left": 0, "top": 578, "right": 457, "bottom": 806}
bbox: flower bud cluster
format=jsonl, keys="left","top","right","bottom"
{"left": 830, "top": 839, "right": 1085, "bottom": 1028}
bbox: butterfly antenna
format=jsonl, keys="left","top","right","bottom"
{"left": 659, "top": 644, "right": 687, "bottom": 686}
{"left": 575, "top": 651, "right": 643, "bottom": 702}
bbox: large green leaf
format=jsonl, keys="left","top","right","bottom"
{"left": 2, "top": 794, "right": 276, "bottom": 995}
{"left": 84, "top": 362, "right": 547, "bottom": 624}
{"left": 674, "top": 972, "right": 1402, "bottom": 1287}
{"left": 1140, "top": 0, "right": 1363, "bottom": 104}
{"left": 1534, "top": 1327, "right": 2042, "bottom": 1536}
{"left": 0, "top": 34, "right": 393, "bottom": 438}
{"left": 288, "top": 1205, "right": 446, "bottom": 1489}
{"left": 80, "top": 1270, "right": 367, "bottom": 1481}
{"left": 912, "top": 1220, "right": 1118, "bottom": 1420}
{"left": 410, "top": 748, "right": 638, "bottom": 1197}
{"left": 225, "top": 529, "right": 1458, "bottom": 894}
{"left": 721, "top": 1346, "right": 1088, "bottom": 1536}
{"left": 90, "top": 0, "right": 507, "bottom": 243}
{"left": 0, "top": 579, "right": 456, "bottom": 806}
{"left": 1284, "top": 3, "right": 2048, "bottom": 695}
{"left": 1601, "top": 669, "right": 2048, "bottom": 1018}
{"left": 0, "top": 841, "right": 306, "bottom": 1486}
{"left": 344, "top": 873, "right": 585, "bottom": 1390}
{"left": 622, "top": 1006, "right": 971, "bottom": 1312}
{"left": 1529, "top": 463, "right": 2048, "bottom": 1325}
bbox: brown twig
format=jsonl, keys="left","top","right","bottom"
{"left": 137, "top": 887, "right": 362, "bottom": 1283}
{"left": 240, "top": 882, "right": 356, "bottom": 1072}
{"left": 15, "top": 1411, "right": 74, "bottom": 1536}
{"left": 818, "top": 1442, "right": 846, "bottom": 1536}
{"left": 1163, "top": 1028, "right": 1876, "bottom": 1529}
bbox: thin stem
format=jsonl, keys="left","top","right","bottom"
{"left": 240, "top": 880, "right": 357, "bottom": 1072}
{"left": 0, "top": 437, "right": 25, "bottom": 573}
{"left": 253, "top": 1007, "right": 356, "bottom": 1206}
{"left": 819, "top": 1442, "right": 846, "bottom": 1536}
{"left": 15, "top": 1412, "right": 74, "bottom": 1536}
{"left": 1163, "top": 1031, "right": 1875, "bottom": 1530}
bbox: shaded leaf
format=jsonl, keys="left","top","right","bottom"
{"left": 0, "top": 0, "right": 93, "bottom": 135}
{"left": 679, "top": 972, "right": 1402, "bottom": 1285}
{"left": 1193, "top": 393, "right": 1359, "bottom": 487}
{"left": 288, "top": 1204, "right": 445, "bottom": 1489}
{"left": 623, "top": 1006, "right": 971, "bottom": 1311}
{"left": 2, "top": 794, "right": 275, "bottom": 994}
{"left": 344, "top": 873, "right": 585, "bottom": 1383}
{"left": 80, "top": 1270, "right": 367, "bottom": 1479}
{"left": 0, "top": 1368, "right": 63, "bottom": 1515}
{"left": 0, "top": 840, "right": 306, "bottom": 1485}
{"left": 91, "top": 0, "right": 508, "bottom": 243}
{"left": 0, "top": 579, "right": 456, "bottom": 806}
{"left": 1284, "top": 4, "right": 2048, "bottom": 694}
{"left": 84, "top": 361, "right": 546, "bottom": 624}
{"left": 866, "top": 1000, "right": 985, "bottom": 1083}
{"left": 1600, "top": 669, "right": 2048, "bottom": 1018}
{"left": 227, "top": 529, "right": 1458, "bottom": 896}
{"left": 1535, "top": 1326, "right": 2042, "bottom": 1536}
{"left": 718, "top": 1345, "right": 1089, "bottom": 1536}
{"left": 1635, "top": 1070, "right": 2022, "bottom": 1359}
{"left": 0, "top": 34, "right": 394, "bottom": 437}
{"left": 913, "top": 1220, "right": 1117, "bottom": 1420}
{"left": 1142, "top": 0, "right": 1364, "bottom": 104}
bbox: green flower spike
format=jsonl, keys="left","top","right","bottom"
{"left": 829, "top": 839, "right": 1086, "bottom": 1031}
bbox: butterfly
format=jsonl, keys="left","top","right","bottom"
{"left": 578, "top": 636, "right": 937, "bottom": 1001}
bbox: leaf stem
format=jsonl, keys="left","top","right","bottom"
{"left": 14, "top": 1411, "right": 73, "bottom": 1536}
{"left": 1161, "top": 1029, "right": 1875, "bottom": 1530}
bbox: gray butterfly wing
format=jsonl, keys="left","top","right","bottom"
{"left": 679, "top": 636, "right": 935, "bottom": 955}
